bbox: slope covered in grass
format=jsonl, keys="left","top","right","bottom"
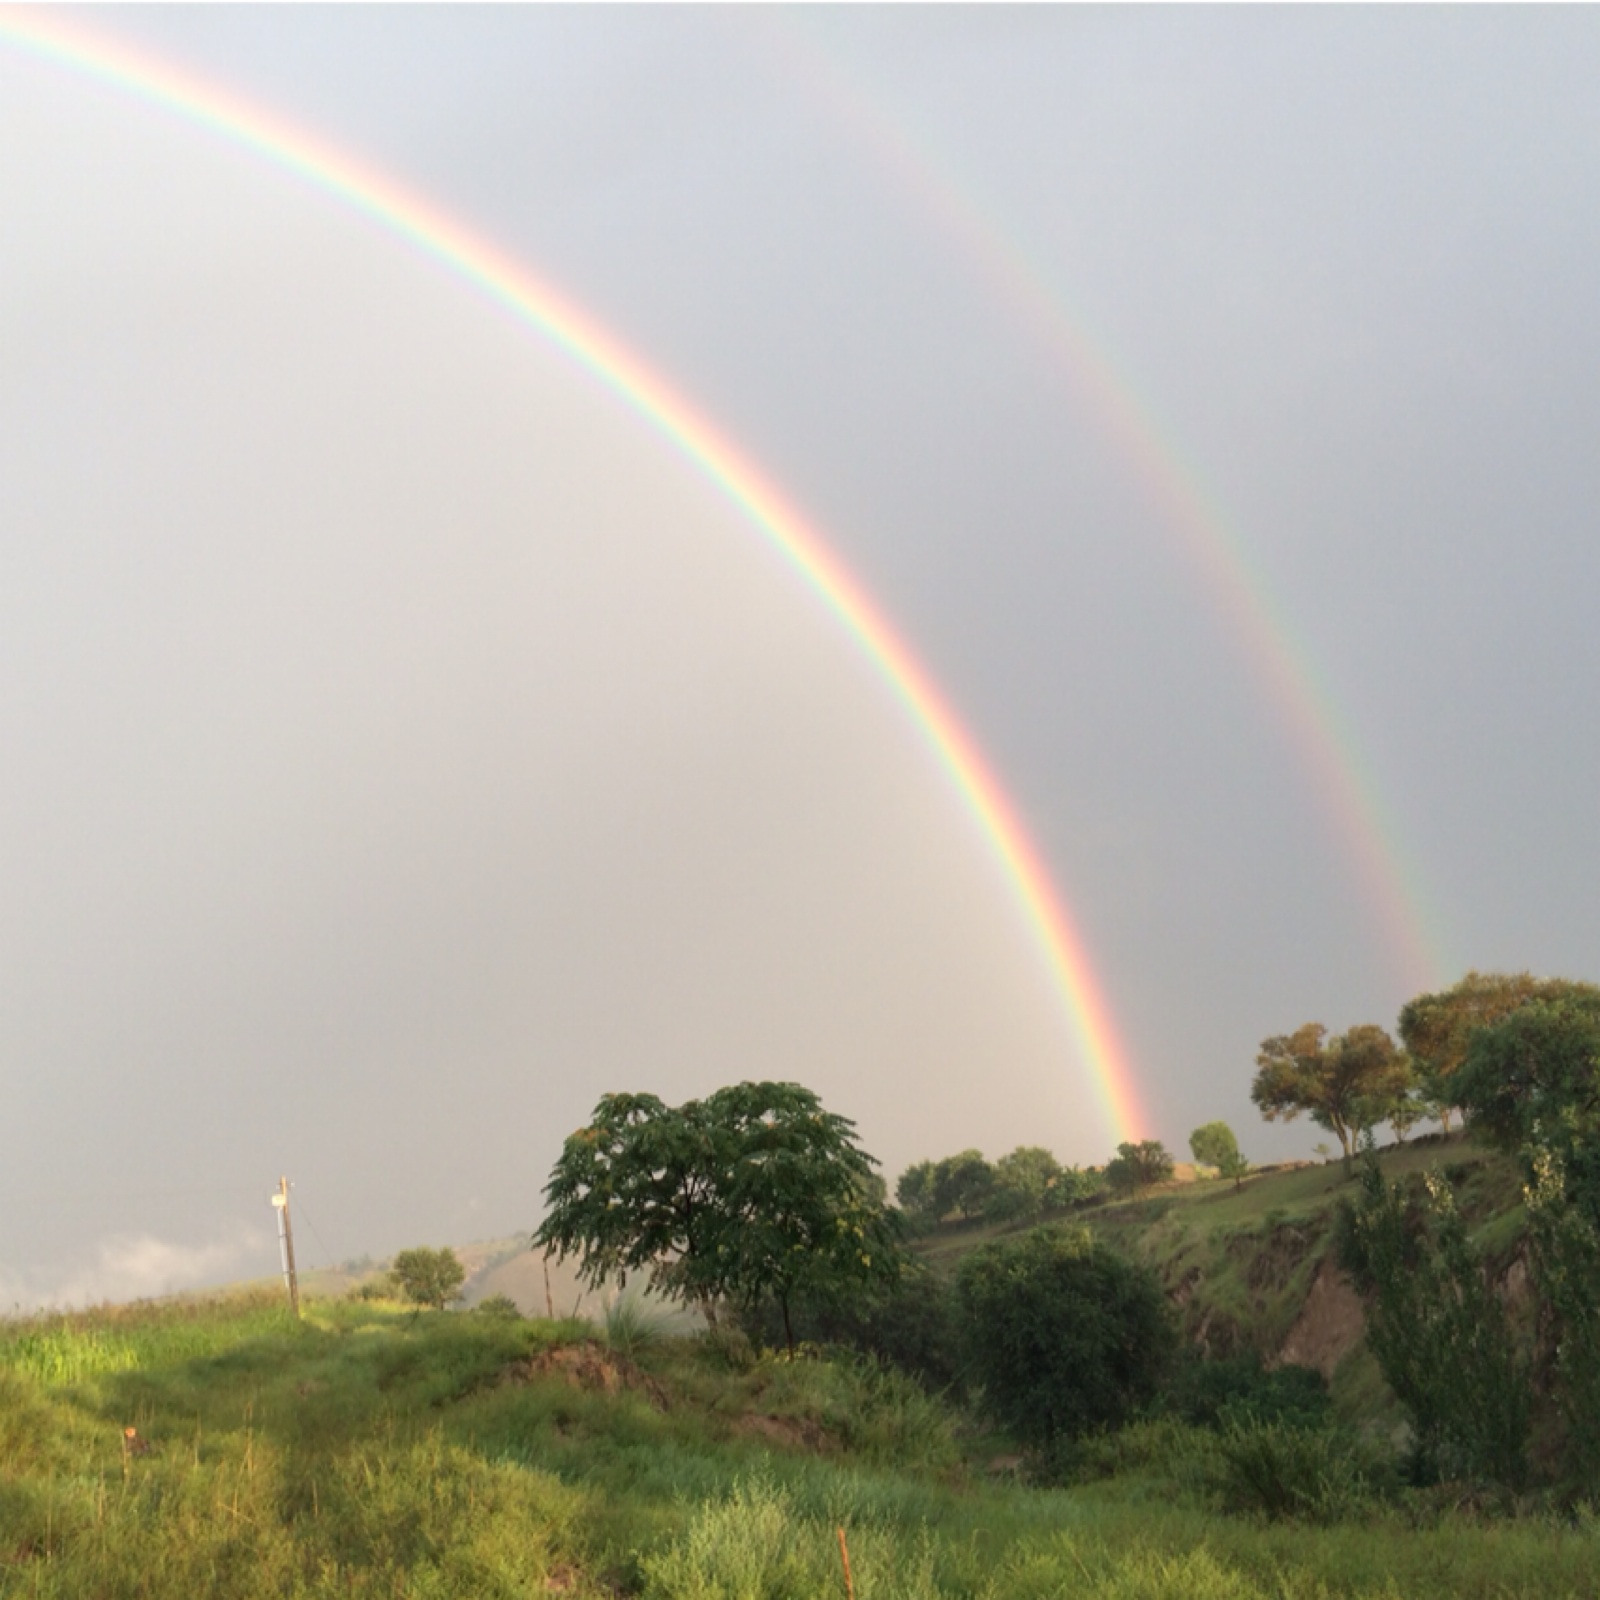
{"left": 2, "top": 1284, "right": 1596, "bottom": 1598}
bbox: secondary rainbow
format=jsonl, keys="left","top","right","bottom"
{"left": 770, "top": 18, "right": 1448, "bottom": 996}
{"left": 0, "top": 7, "right": 1148, "bottom": 1143}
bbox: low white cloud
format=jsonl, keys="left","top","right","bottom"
{"left": 0, "top": 1226, "right": 263, "bottom": 1313}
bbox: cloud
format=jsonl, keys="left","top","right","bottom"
{"left": 0, "top": 1226, "right": 263, "bottom": 1314}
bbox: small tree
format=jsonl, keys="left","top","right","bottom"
{"left": 955, "top": 1228, "right": 1174, "bottom": 1457}
{"left": 1337, "top": 1156, "right": 1529, "bottom": 1487}
{"left": 1189, "top": 1121, "right": 1250, "bottom": 1190}
{"left": 985, "top": 1146, "right": 1066, "bottom": 1221}
{"left": 390, "top": 1246, "right": 466, "bottom": 1311}
{"left": 932, "top": 1149, "right": 995, "bottom": 1221}
{"left": 895, "top": 1160, "right": 939, "bottom": 1224}
{"left": 1105, "top": 1139, "right": 1173, "bottom": 1197}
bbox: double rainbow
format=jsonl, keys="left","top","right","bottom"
{"left": 0, "top": 8, "right": 1148, "bottom": 1143}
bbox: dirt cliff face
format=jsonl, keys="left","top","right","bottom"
{"left": 1276, "top": 1258, "right": 1366, "bottom": 1379}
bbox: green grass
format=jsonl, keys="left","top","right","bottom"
{"left": 1, "top": 1284, "right": 1596, "bottom": 1599}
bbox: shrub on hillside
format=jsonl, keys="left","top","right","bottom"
{"left": 955, "top": 1227, "right": 1175, "bottom": 1458}
{"left": 1214, "top": 1419, "right": 1393, "bottom": 1522}
{"left": 739, "top": 1259, "right": 963, "bottom": 1394}
{"left": 1164, "top": 1351, "right": 1331, "bottom": 1432}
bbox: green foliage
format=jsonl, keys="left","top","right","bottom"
{"left": 1164, "top": 1351, "right": 1330, "bottom": 1433}
{"left": 1213, "top": 1420, "right": 1389, "bottom": 1523}
{"left": 1252, "top": 1022, "right": 1414, "bottom": 1160}
{"left": 536, "top": 1082, "right": 906, "bottom": 1353}
{"left": 602, "top": 1290, "right": 670, "bottom": 1361}
{"left": 739, "top": 1258, "right": 964, "bottom": 1395}
{"left": 954, "top": 1227, "right": 1175, "bottom": 1452}
{"left": 1104, "top": 1139, "right": 1174, "bottom": 1197}
{"left": 474, "top": 1293, "right": 523, "bottom": 1320}
{"left": 2, "top": 1288, "right": 1599, "bottom": 1596}
{"left": 1400, "top": 971, "right": 1600, "bottom": 1131}
{"left": 390, "top": 1245, "right": 467, "bottom": 1310}
{"left": 1338, "top": 1155, "right": 1531, "bottom": 1486}
{"left": 898, "top": 1146, "right": 1100, "bottom": 1230}
{"left": 1525, "top": 1145, "right": 1600, "bottom": 1492}
{"left": 894, "top": 1159, "right": 938, "bottom": 1223}
{"left": 1451, "top": 993, "right": 1600, "bottom": 1207}
{"left": 1189, "top": 1123, "right": 1250, "bottom": 1190}
{"left": 931, "top": 1148, "right": 995, "bottom": 1220}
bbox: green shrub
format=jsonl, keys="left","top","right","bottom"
{"left": 1214, "top": 1420, "right": 1389, "bottom": 1522}
{"left": 954, "top": 1227, "right": 1175, "bottom": 1454}
{"left": 1164, "top": 1351, "right": 1331, "bottom": 1432}
{"left": 603, "top": 1291, "right": 670, "bottom": 1360}
{"left": 740, "top": 1259, "right": 963, "bottom": 1395}
{"left": 474, "top": 1293, "right": 524, "bottom": 1320}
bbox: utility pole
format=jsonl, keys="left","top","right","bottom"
{"left": 271, "top": 1175, "right": 301, "bottom": 1318}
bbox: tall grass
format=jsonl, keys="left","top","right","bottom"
{"left": 1, "top": 1294, "right": 1596, "bottom": 1599}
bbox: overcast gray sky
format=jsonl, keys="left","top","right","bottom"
{"left": 3, "top": 7, "right": 1598, "bottom": 1307}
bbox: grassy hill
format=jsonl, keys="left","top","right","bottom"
{"left": 916, "top": 1134, "right": 1528, "bottom": 1430}
{"left": 2, "top": 1141, "right": 1594, "bottom": 1599}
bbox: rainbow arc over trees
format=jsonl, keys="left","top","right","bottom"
{"left": 0, "top": 10, "right": 1148, "bottom": 1143}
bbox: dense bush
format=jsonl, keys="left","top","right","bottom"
{"left": 954, "top": 1227, "right": 1175, "bottom": 1454}
{"left": 740, "top": 1260, "right": 964, "bottom": 1394}
{"left": 1214, "top": 1420, "right": 1393, "bottom": 1523}
{"left": 1163, "top": 1351, "right": 1330, "bottom": 1432}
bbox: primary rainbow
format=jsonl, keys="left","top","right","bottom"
{"left": 0, "top": 8, "right": 1148, "bottom": 1143}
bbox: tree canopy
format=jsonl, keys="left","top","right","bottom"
{"left": 1452, "top": 992, "right": 1600, "bottom": 1210}
{"left": 1188, "top": 1121, "right": 1249, "bottom": 1190}
{"left": 390, "top": 1247, "right": 465, "bottom": 1311}
{"left": 955, "top": 1228, "right": 1174, "bottom": 1451}
{"left": 1104, "top": 1140, "right": 1173, "bottom": 1197}
{"left": 896, "top": 1146, "right": 1098, "bottom": 1227}
{"left": 1398, "top": 972, "right": 1600, "bottom": 1130}
{"left": 535, "top": 1081, "right": 904, "bottom": 1352}
{"left": 1251, "top": 1022, "right": 1413, "bottom": 1160}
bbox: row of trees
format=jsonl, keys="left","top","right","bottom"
{"left": 1336, "top": 974, "right": 1600, "bottom": 1491}
{"left": 1250, "top": 970, "right": 1600, "bottom": 1162}
{"left": 894, "top": 1127, "right": 1252, "bottom": 1227}
{"left": 894, "top": 1146, "right": 1102, "bottom": 1226}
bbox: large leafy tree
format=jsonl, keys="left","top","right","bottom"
{"left": 535, "top": 1081, "right": 904, "bottom": 1353}
{"left": 1450, "top": 991, "right": 1600, "bottom": 1187}
{"left": 1251, "top": 1023, "right": 1413, "bottom": 1162}
{"left": 1398, "top": 972, "right": 1600, "bottom": 1131}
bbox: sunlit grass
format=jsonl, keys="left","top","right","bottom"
{"left": 0, "top": 1291, "right": 1595, "bottom": 1598}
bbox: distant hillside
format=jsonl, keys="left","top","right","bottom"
{"left": 911, "top": 1132, "right": 1526, "bottom": 1429}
